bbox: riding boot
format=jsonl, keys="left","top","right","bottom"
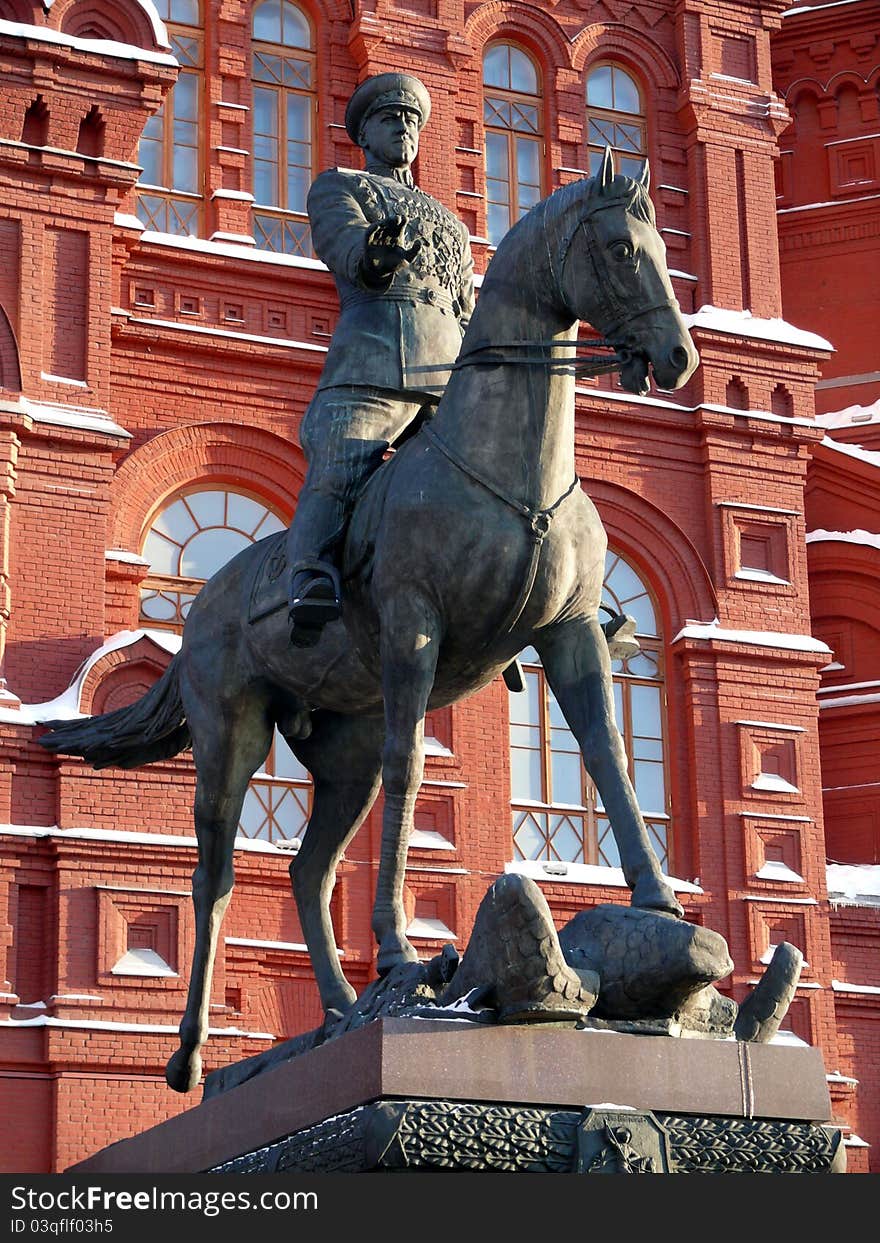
{"left": 286, "top": 489, "right": 349, "bottom": 647}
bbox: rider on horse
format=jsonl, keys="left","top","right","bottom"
{"left": 286, "top": 73, "right": 475, "bottom": 647}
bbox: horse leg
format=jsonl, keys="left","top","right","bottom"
{"left": 373, "top": 594, "right": 440, "bottom": 974}
{"left": 287, "top": 709, "right": 384, "bottom": 1015}
{"left": 165, "top": 686, "right": 273, "bottom": 1093}
{"left": 536, "top": 617, "right": 683, "bottom": 918}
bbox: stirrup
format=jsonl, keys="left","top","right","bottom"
{"left": 288, "top": 561, "right": 342, "bottom": 647}
{"left": 599, "top": 606, "right": 640, "bottom": 660}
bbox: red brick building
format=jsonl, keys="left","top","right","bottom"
{"left": 0, "top": 0, "right": 876, "bottom": 1173}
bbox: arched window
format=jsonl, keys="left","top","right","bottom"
{"left": 509, "top": 549, "right": 671, "bottom": 871}
{"left": 251, "top": 0, "right": 316, "bottom": 256}
{"left": 483, "top": 42, "right": 544, "bottom": 246}
{"left": 137, "top": 1, "right": 203, "bottom": 236}
{"left": 585, "top": 62, "right": 647, "bottom": 178}
{"left": 139, "top": 484, "right": 309, "bottom": 843}
{"left": 139, "top": 485, "right": 286, "bottom": 630}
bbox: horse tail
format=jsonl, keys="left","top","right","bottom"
{"left": 38, "top": 654, "right": 191, "bottom": 770}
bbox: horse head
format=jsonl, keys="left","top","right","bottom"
{"left": 553, "top": 148, "right": 699, "bottom": 396}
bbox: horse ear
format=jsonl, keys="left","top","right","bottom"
{"left": 599, "top": 145, "right": 615, "bottom": 193}
{"left": 638, "top": 159, "right": 651, "bottom": 191}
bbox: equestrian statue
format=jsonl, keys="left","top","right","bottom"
{"left": 39, "top": 73, "right": 700, "bottom": 1093}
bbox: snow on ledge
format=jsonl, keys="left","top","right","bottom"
{"left": 672, "top": 619, "right": 831, "bottom": 654}
{"left": 506, "top": 858, "right": 702, "bottom": 894}
{"left": 111, "top": 947, "right": 176, "bottom": 977}
{"left": 105, "top": 548, "right": 150, "bottom": 566}
{"left": 827, "top": 863, "right": 880, "bottom": 908}
{"left": 0, "top": 18, "right": 175, "bottom": 65}
{"left": 683, "top": 305, "right": 834, "bottom": 352}
{"left": 817, "top": 437, "right": 880, "bottom": 470}
{"left": 806, "top": 528, "right": 880, "bottom": 551}
{"left": 406, "top": 916, "right": 457, "bottom": 940}
{"left": 815, "top": 398, "right": 880, "bottom": 430}
{"left": 410, "top": 829, "right": 455, "bottom": 851}
{"left": 136, "top": 229, "right": 328, "bottom": 271}
{"left": 832, "top": 980, "right": 880, "bottom": 996}
{"left": 756, "top": 861, "right": 805, "bottom": 884}
{"left": 14, "top": 629, "right": 182, "bottom": 725}
{"left": 0, "top": 823, "right": 297, "bottom": 857}
{"left": 26, "top": 399, "right": 130, "bottom": 439}
{"left": 0, "top": 1016, "right": 273, "bottom": 1038}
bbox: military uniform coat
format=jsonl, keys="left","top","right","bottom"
{"left": 307, "top": 167, "right": 475, "bottom": 398}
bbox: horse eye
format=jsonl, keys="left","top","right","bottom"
{"left": 610, "top": 242, "right": 633, "bottom": 262}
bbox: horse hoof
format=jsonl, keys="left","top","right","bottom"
{"left": 165, "top": 1047, "right": 202, "bottom": 1094}
{"left": 376, "top": 937, "right": 419, "bottom": 977}
{"left": 631, "top": 878, "right": 684, "bottom": 920}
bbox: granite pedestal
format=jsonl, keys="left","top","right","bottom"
{"left": 68, "top": 1019, "right": 844, "bottom": 1174}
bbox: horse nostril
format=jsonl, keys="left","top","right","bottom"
{"left": 669, "top": 345, "right": 690, "bottom": 371}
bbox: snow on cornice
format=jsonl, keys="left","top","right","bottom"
{"left": 683, "top": 306, "right": 834, "bottom": 352}
{"left": 672, "top": 619, "right": 831, "bottom": 653}
{"left": 806, "top": 528, "right": 880, "bottom": 550}
{"left": 818, "top": 436, "right": 880, "bottom": 470}
{"left": 783, "top": 1, "right": 870, "bottom": 16}
{"left": 41, "top": 0, "right": 170, "bottom": 46}
{"left": 815, "top": 399, "right": 880, "bottom": 429}
{"left": 827, "top": 863, "right": 880, "bottom": 907}
{"left": 0, "top": 18, "right": 175, "bottom": 66}
{"left": 5, "top": 629, "right": 182, "bottom": 725}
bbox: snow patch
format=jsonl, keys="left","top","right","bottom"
{"left": 27, "top": 400, "right": 130, "bottom": 439}
{"left": 406, "top": 916, "right": 457, "bottom": 940}
{"left": 752, "top": 773, "right": 800, "bottom": 794}
{"left": 111, "top": 948, "right": 176, "bottom": 977}
{"left": 105, "top": 549, "right": 150, "bottom": 566}
{"left": 756, "top": 861, "right": 805, "bottom": 884}
{"left": 506, "top": 858, "right": 702, "bottom": 894}
{"left": 818, "top": 437, "right": 880, "bottom": 470}
{"left": 807, "top": 527, "right": 880, "bottom": 550}
{"left": 827, "top": 863, "right": 880, "bottom": 908}
{"left": 410, "top": 829, "right": 455, "bottom": 851}
{"left": 832, "top": 980, "right": 880, "bottom": 996}
{"left": 684, "top": 305, "right": 833, "bottom": 352}
{"left": 0, "top": 18, "right": 175, "bottom": 64}
{"left": 20, "top": 629, "right": 181, "bottom": 724}
{"left": 815, "top": 398, "right": 880, "bottom": 429}
{"left": 673, "top": 620, "right": 831, "bottom": 654}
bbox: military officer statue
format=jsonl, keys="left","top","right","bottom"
{"left": 286, "top": 73, "right": 475, "bottom": 646}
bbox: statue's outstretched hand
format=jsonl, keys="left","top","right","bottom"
{"left": 362, "top": 214, "right": 421, "bottom": 284}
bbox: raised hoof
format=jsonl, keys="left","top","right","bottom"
{"left": 165, "top": 1047, "right": 202, "bottom": 1094}
{"left": 376, "top": 936, "right": 419, "bottom": 977}
{"left": 631, "top": 877, "right": 684, "bottom": 920}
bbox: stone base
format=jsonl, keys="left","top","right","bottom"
{"left": 67, "top": 1019, "right": 845, "bottom": 1175}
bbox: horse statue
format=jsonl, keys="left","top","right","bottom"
{"left": 40, "top": 151, "right": 699, "bottom": 1093}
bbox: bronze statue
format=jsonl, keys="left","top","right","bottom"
{"left": 286, "top": 73, "right": 475, "bottom": 646}
{"left": 40, "top": 149, "right": 699, "bottom": 1093}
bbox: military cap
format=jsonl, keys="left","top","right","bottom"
{"left": 345, "top": 73, "right": 432, "bottom": 145}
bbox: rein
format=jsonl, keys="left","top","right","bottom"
{"left": 453, "top": 338, "right": 622, "bottom": 379}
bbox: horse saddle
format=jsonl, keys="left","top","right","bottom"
{"left": 247, "top": 532, "right": 290, "bottom": 625}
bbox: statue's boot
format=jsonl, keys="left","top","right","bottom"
{"left": 288, "top": 561, "right": 341, "bottom": 648}
{"left": 441, "top": 873, "right": 598, "bottom": 1023}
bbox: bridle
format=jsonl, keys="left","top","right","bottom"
{"left": 451, "top": 190, "right": 676, "bottom": 379}
{"left": 555, "top": 192, "right": 679, "bottom": 345}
